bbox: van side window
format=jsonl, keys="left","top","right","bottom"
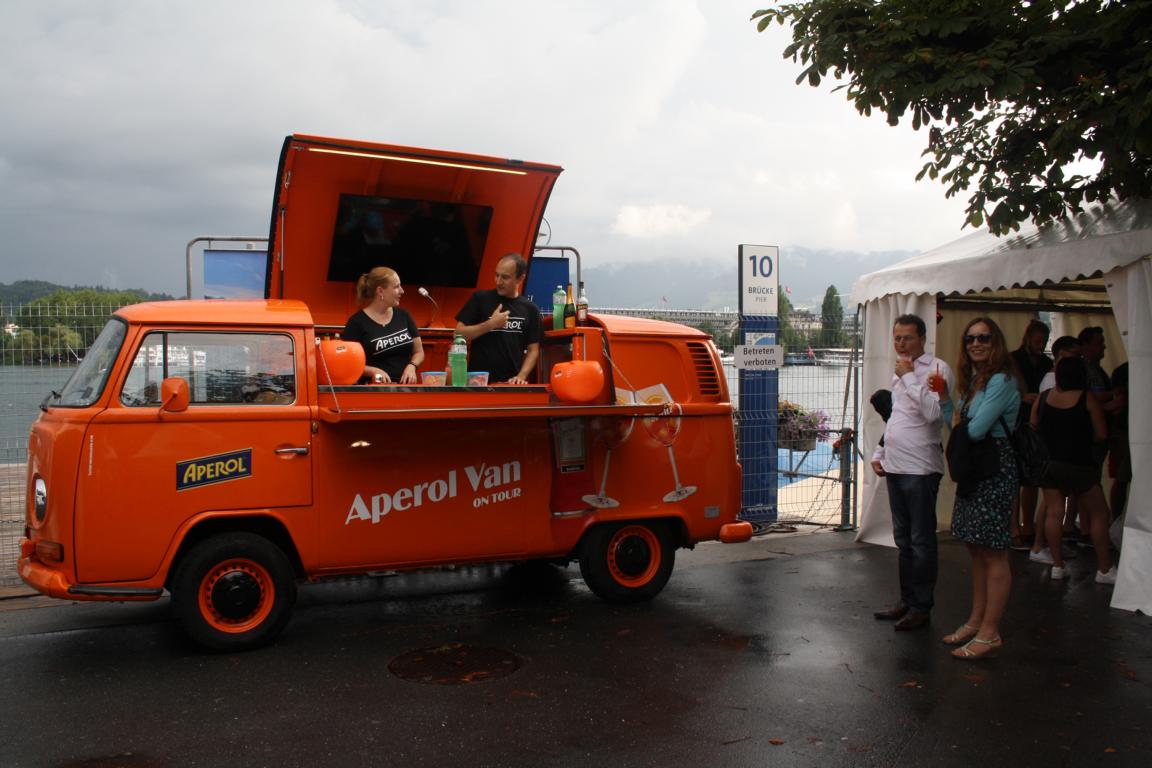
{"left": 121, "top": 332, "right": 296, "bottom": 406}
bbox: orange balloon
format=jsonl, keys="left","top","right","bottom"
{"left": 318, "top": 339, "right": 366, "bottom": 385}
{"left": 550, "top": 360, "right": 605, "bottom": 403}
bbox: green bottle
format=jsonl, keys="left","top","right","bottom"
{"left": 448, "top": 334, "right": 468, "bottom": 386}
{"left": 552, "top": 285, "right": 566, "bottom": 330}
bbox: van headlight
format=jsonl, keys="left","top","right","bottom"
{"left": 34, "top": 477, "right": 47, "bottom": 523}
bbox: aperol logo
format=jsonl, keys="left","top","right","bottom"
{"left": 177, "top": 449, "right": 252, "bottom": 491}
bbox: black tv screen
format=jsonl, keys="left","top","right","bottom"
{"left": 328, "top": 194, "right": 493, "bottom": 287}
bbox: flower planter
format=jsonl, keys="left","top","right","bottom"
{"left": 782, "top": 434, "right": 818, "bottom": 452}
{"left": 778, "top": 399, "right": 827, "bottom": 452}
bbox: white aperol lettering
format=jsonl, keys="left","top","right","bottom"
{"left": 345, "top": 471, "right": 458, "bottom": 525}
{"left": 464, "top": 460, "right": 522, "bottom": 491}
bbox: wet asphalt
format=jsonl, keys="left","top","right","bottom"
{"left": 0, "top": 531, "right": 1149, "bottom": 768}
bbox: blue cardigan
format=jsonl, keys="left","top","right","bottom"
{"left": 959, "top": 372, "right": 1021, "bottom": 440}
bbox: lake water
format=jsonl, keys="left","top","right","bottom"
{"left": 1, "top": 365, "right": 77, "bottom": 453}
{"left": 726, "top": 363, "right": 861, "bottom": 487}
{"left": 724, "top": 363, "right": 860, "bottom": 422}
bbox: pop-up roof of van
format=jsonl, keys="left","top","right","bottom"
{"left": 265, "top": 135, "right": 562, "bottom": 328}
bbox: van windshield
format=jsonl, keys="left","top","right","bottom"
{"left": 55, "top": 318, "right": 128, "bottom": 407}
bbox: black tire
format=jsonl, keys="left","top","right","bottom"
{"left": 170, "top": 532, "right": 296, "bottom": 652}
{"left": 579, "top": 521, "right": 675, "bottom": 603}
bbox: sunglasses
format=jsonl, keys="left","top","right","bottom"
{"left": 964, "top": 333, "right": 993, "bottom": 345}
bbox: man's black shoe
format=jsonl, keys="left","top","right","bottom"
{"left": 873, "top": 604, "right": 909, "bottom": 621}
{"left": 894, "top": 610, "right": 931, "bottom": 631}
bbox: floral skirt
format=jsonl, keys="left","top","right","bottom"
{"left": 951, "top": 438, "right": 1018, "bottom": 550}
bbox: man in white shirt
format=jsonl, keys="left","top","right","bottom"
{"left": 871, "top": 314, "right": 954, "bottom": 631}
{"left": 1037, "top": 336, "right": 1081, "bottom": 393}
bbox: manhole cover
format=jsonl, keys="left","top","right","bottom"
{"left": 389, "top": 642, "right": 521, "bottom": 685}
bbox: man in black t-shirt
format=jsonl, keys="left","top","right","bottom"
{"left": 454, "top": 253, "right": 543, "bottom": 384}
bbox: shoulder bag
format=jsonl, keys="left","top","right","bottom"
{"left": 946, "top": 395, "right": 1000, "bottom": 495}
{"left": 1005, "top": 391, "right": 1050, "bottom": 486}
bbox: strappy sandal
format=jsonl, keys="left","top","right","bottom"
{"left": 951, "top": 635, "right": 1002, "bottom": 660}
{"left": 942, "top": 623, "right": 979, "bottom": 645}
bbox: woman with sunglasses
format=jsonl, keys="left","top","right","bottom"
{"left": 945, "top": 317, "right": 1022, "bottom": 660}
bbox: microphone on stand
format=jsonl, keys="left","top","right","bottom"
{"left": 418, "top": 287, "right": 441, "bottom": 326}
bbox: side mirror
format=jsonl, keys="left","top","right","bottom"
{"left": 160, "top": 377, "right": 190, "bottom": 412}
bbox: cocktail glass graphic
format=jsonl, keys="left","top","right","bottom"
{"left": 639, "top": 384, "right": 697, "bottom": 502}
{"left": 582, "top": 389, "right": 635, "bottom": 509}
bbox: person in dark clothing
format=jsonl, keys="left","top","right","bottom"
{"left": 1029, "top": 335, "right": 1083, "bottom": 564}
{"left": 341, "top": 267, "right": 424, "bottom": 384}
{"left": 1077, "top": 326, "right": 1112, "bottom": 399}
{"left": 870, "top": 388, "right": 892, "bottom": 447}
{"left": 1008, "top": 320, "right": 1052, "bottom": 549}
{"left": 454, "top": 253, "right": 543, "bottom": 384}
{"left": 1072, "top": 325, "right": 1121, "bottom": 547}
{"left": 1033, "top": 356, "right": 1116, "bottom": 584}
{"left": 1108, "top": 362, "right": 1130, "bottom": 520}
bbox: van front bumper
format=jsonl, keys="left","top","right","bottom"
{"left": 19, "top": 542, "right": 164, "bottom": 602}
{"left": 18, "top": 551, "right": 77, "bottom": 599}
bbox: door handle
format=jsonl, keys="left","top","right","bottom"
{"left": 275, "top": 446, "right": 310, "bottom": 456}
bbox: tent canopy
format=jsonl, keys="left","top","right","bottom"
{"left": 849, "top": 198, "right": 1152, "bottom": 615}
{"left": 852, "top": 199, "right": 1152, "bottom": 305}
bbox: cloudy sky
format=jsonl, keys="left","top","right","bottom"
{"left": 0, "top": 0, "right": 970, "bottom": 298}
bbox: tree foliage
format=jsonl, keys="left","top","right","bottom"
{"left": 820, "top": 285, "right": 846, "bottom": 346}
{"left": 778, "top": 292, "right": 809, "bottom": 351}
{"left": 1, "top": 287, "right": 161, "bottom": 364}
{"left": 753, "top": 0, "right": 1152, "bottom": 235}
{"left": 0, "top": 280, "right": 170, "bottom": 306}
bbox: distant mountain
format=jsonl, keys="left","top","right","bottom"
{"left": 0, "top": 280, "right": 174, "bottom": 305}
{"left": 1, "top": 250, "right": 913, "bottom": 312}
{"left": 581, "top": 247, "right": 917, "bottom": 311}
{"left": 0, "top": 280, "right": 65, "bottom": 305}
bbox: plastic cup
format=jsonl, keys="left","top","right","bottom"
{"left": 928, "top": 367, "right": 946, "bottom": 394}
{"left": 467, "top": 371, "right": 489, "bottom": 387}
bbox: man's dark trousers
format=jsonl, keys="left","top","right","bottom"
{"left": 886, "top": 472, "right": 942, "bottom": 612}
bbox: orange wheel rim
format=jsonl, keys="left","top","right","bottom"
{"left": 197, "top": 558, "right": 275, "bottom": 634}
{"left": 606, "top": 526, "right": 660, "bottom": 587}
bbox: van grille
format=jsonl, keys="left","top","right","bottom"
{"left": 687, "top": 342, "right": 722, "bottom": 397}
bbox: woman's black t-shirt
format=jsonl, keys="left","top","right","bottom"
{"left": 341, "top": 307, "right": 420, "bottom": 381}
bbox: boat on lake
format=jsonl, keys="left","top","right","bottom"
{"left": 784, "top": 352, "right": 818, "bottom": 366}
{"left": 814, "top": 348, "right": 859, "bottom": 367}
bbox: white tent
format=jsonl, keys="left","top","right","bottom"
{"left": 850, "top": 199, "right": 1152, "bottom": 614}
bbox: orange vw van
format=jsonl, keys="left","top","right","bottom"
{"left": 20, "top": 135, "right": 750, "bottom": 650}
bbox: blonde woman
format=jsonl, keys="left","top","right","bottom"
{"left": 341, "top": 267, "right": 424, "bottom": 384}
